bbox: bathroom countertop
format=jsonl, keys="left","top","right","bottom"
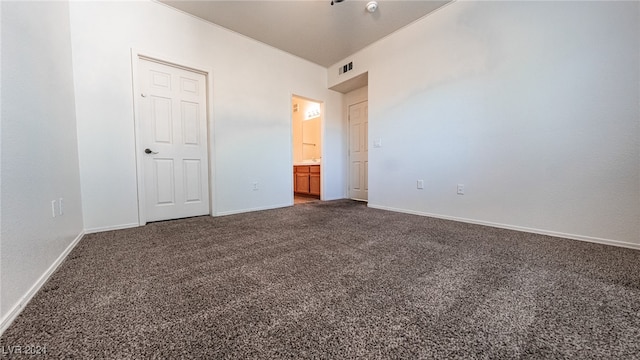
{"left": 294, "top": 161, "right": 321, "bottom": 166}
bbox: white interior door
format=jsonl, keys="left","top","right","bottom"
{"left": 349, "top": 101, "right": 368, "bottom": 201}
{"left": 138, "top": 58, "right": 209, "bottom": 222}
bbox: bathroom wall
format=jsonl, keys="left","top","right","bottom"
{"left": 292, "top": 97, "right": 322, "bottom": 163}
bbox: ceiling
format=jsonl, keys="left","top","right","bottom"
{"left": 159, "top": 0, "right": 451, "bottom": 67}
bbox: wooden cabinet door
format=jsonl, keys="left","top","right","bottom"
{"left": 309, "top": 165, "right": 320, "bottom": 196}
{"left": 309, "top": 173, "right": 320, "bottom": 196}
{"left": 295, "top": 166, "right": 310, "bottom": 194}
{"left": 295, "top": 172, "right": 310, "bottom": 193}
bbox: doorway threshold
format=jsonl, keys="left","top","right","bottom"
{"left": 294, "top": 195, "right": 320, "bottom": 205}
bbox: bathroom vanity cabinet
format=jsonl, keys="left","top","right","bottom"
{"left": 294, "top": 165, "right": 320, "bottom": 198}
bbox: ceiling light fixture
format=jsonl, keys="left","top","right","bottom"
{"left": 366, "top": 0, "right": 378, "bottom": 13}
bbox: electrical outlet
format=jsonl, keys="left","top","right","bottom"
{"left": 417, "top": 180, "right": 424, "bottom": 189}
{"left": 51, "top": 200, "right": 57, "bottom": 218}
{"left": 59, "top": 198, "right": 64, "bottom": 216}
{"left": 457, "top": 184, "right": 465, "bottom": 195}
{"left": 252, "top": 182, "right": 259, "bottom": 191}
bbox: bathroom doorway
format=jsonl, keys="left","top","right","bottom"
{"left": 292, "top": 95, "right": 322, "bottom": 204}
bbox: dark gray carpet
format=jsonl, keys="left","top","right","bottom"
{"left": 2, "top": 200, "right": 639, "bottom": 359}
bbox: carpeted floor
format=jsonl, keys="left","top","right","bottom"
{"left": 2, "top": 200, "right": 639, "bottom": 359}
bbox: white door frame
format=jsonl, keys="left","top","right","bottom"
{"left": 131, "top": 49, "right": 215, "bottom": 225}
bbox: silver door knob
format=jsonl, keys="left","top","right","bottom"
{"left": 144, "top": 148, "right": 158, "bottom": 154}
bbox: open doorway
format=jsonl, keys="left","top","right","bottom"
{"left": 292, "top": 95, "right": 322, "bottom": 205}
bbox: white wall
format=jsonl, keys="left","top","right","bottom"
{"left": 322, "top": 92, "right": 347, "bottom": 201}
{"left": 1, "top": 1, "right": 84, "bottom": 329}
{"left": 69, "top": 0, "right": 344, "bottom": 228}
{"left": 330, "top": 1, "right": 640, "bottom": 246}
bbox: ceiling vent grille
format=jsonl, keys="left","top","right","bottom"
{"left": 339, "top": 61, "right": 353, "bottom": 75}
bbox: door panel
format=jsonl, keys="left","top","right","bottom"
{"left": 181, "top": 101, "right": 200, "bottom": 145}
{"left": 151, "top": 70, "right": 171, "bottom": 89}
{"left": 350, "top": 123, "right": 361, "bottom": 153}
{"left": 295, "top": 173, "right": 310, "bottom": 193}
{"left": 151, "top": 96, "right": 172, "bottom": 143}
{"left": 180, "top": 76, "right": 199, "bottom": 94}
{"left": 349, "top": 101, "right": 368, "bottom": 201}
{"left": 183, "top": 159, "right": 202, "bottom": 203}
{"left": 139, "top": 59, "right": 209, "bottom": 222}
{"left": 351, "top": 162, "right": 361, "bottom": 190}
{"left": 364, "top": 119, "right": 368, "bottom": 152}
{"left": 154, "top": 159, "right": 175, "bottom": 205}
{"left": 364, "top": 160, "right": 369, "bottom": 192}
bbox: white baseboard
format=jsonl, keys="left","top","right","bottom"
{"left": 322, "top": 195, "right": 349, "bottom": 201}
{"left": 216, "top": 203, "right": 292, "bottom": 216}
{"left": 84, "top": 222, "right": 139, "bottom": 234}
{"left": 0, "top": 231, "right": 85, "bottom": 336}
{"left": 367, "top": 204, "right": 640, "bottom": 251}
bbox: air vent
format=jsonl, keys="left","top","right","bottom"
{"left": 338, "top": 61, "right": 353, "bottom": 75}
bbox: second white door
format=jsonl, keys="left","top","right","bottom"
{"left": 349, "top": 101, "right": 368, "bottom": 201}
{"left": 138, "top": 58, "right": 210, "bottom": 222}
